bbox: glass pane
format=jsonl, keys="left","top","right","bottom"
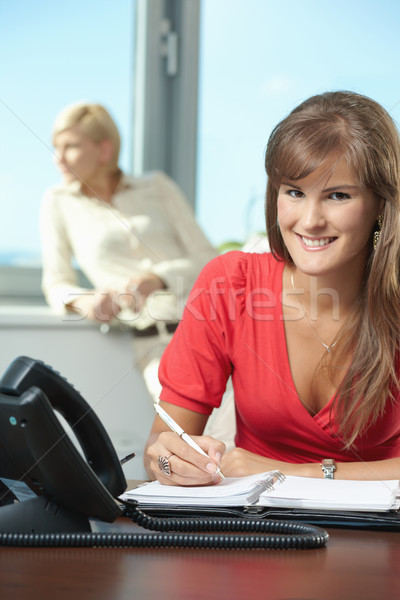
{"left": 197, "top": 0, "right": 400, "bottom": 250}
{"left": 0, "top": 0, "right": 134, "bottom": 265}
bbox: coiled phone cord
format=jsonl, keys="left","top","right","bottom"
{"left": 0, "top": 505, "right": 329, "bottom": 550}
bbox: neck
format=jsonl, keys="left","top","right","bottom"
{"left": 289, "top": 266, "right": 364, "bottom": 318}
{"left": 81, "top": 170, "right": 120, "bottom": 203}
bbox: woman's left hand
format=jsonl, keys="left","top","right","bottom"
{"left": 123, "top": 273, "right": 166, "bottom": 312}
{"left": 221, "top": 447, "right": 292, "bottom": 477}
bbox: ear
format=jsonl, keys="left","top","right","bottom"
{"left": 98, "top": 138, "right": 114, "bottom": 165}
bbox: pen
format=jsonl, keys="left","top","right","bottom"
{"left": 120, "top": 452, "right": 136, "bottom": 465}
{"left": 154, "top": 403, "right": 225, "bottom": 479}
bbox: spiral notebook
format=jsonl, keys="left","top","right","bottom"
{"left": 120, "top": 470, "right": 400, "bottom": 512}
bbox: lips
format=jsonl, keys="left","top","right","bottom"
{"left": 300, "top": 235, "right": 336, "bottom": 248}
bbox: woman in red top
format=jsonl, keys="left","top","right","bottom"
{"left": 144, "top": 91, "right": 400, "bottom": 485}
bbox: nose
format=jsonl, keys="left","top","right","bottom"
{"left": 302, "top": 198, "right": 326, "bottom": 230}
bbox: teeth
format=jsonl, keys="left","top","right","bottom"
{"left": 302, "top": 236, "right": 333, "bottom": 247}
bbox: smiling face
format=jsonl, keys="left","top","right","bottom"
{"left": 277, "top": 157, "right": 382, "bottom": 280}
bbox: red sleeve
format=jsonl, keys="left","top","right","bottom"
{"left": 159, "top": 251, "right": 247, "bottom": 414}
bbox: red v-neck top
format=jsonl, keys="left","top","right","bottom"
{"left": 159, "top": 251, "right": 400, "bottom": 463}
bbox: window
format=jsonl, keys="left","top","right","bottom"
{"left": 0, "top": 0, "right": 134, "bottom": 268}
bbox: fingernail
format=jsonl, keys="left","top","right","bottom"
{"left": 215, "top": 452, "right": 223, "bottom": 464}
{"left": 206, "top": 462, "right": 217, "bottom": 473}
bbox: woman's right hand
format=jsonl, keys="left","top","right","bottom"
{"left": 145, "top": 431, "right": 226, "bottom": 486}
{"left": 67, "top": 290, "right": 121, "bottom": 322}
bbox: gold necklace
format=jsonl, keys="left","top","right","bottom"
{"left": 290, "top": 270, "right": 338, "bottom": 353}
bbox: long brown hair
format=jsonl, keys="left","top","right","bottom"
{"left": 265, "top": 91, "right": 400, "bottom": 446}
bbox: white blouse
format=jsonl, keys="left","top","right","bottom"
{"left": 40, "top": 171, "right": 217, "bottom": 317}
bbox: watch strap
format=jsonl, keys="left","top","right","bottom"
{"left": 321, "top": 458, "right": 336, "bottom": 479}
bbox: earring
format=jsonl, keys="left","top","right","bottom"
{"left": 373, "top": 214, "right": 384, "bottom": 250}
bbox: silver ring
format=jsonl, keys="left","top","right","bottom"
{"left": 158, "top": 454, "right": 173, "bottom": 476}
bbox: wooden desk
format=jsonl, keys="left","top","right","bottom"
{"left": 1, "top": 519, "right": 400, "bottom": 600}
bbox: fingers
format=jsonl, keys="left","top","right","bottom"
{"left": 124, "top": 274, "right": 166, "bottom": 312}
{"left": 68, "top": 291, "right": 121, "bottom": 322}
{"left": 93, "top": 291, "right": 121, "bottom": 321}
{"left": 136, "top": 274, "right": 166, "bottom": 297}
{"left": 201, "top": 437, "right": 226, "bottom": 467}
{"left": 121, "top": 283, "right": 142, "bottom": 313}
{"left": 147, "top": 432, "right": 225, "bottom": 486}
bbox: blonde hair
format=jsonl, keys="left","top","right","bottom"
{"left": 265, "top": 91, "right": 400, "bottom": 446}
{"left": 52, "top": 102, "right": 121, "bottom": 173}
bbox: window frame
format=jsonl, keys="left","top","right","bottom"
{"left": 132, "top": 0, "right": 200, "bottom": 208}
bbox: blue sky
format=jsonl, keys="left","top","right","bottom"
{"left": 1, "top": 0, "right": 400, "bottom": 261}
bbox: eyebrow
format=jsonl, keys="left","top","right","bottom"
{"left": 322, "top": 185, "right": 359, "bottom": 193}
{"left": 281, "top": 180, "right": 360, "bottom": 193}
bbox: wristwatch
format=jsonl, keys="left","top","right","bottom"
{"left": 321, "top": 459, "right": 336, "bottom": 479}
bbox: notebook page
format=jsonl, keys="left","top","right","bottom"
{"left": 120, "top": 471, "right": 279, "bottom": 506}
{"left": 258, "top": 476, "right": 400, "bottom": 511}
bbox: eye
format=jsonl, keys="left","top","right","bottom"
{"left": 330, "top": 191, "right": 351, "bottom": 201}
{"left": 287, "top": 189, "right": 304, "bottom": 199}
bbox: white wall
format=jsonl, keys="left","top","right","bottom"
{"left": 0, "top": 306, "right": 154, "bottom": 481}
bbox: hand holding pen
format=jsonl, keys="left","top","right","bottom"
{"left": 153, "top": 403, "right": 225, "bottom": 483}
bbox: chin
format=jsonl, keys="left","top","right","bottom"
{"left": 292, "top": 257, "right": 333, "bottom": 277}
{"left": 61, "top": 173, "right": 77, "bottom": 184}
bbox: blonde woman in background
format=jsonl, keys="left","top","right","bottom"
{"left": 40, "top": 102, "right": 218, "bottom": 403}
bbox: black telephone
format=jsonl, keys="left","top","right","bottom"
{"left": 0, "top": 356, "right": 127, "bottom": 533}
{"left": 0, "top": 357, "right": 329, "bottom": 550}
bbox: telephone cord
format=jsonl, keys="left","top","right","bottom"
{"left": 0, "top": 505, "right": 329, "bottom": 550}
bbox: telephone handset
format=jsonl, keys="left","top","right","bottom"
{"left": 0, "top": 356, "right": 127, "bottom": 533}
